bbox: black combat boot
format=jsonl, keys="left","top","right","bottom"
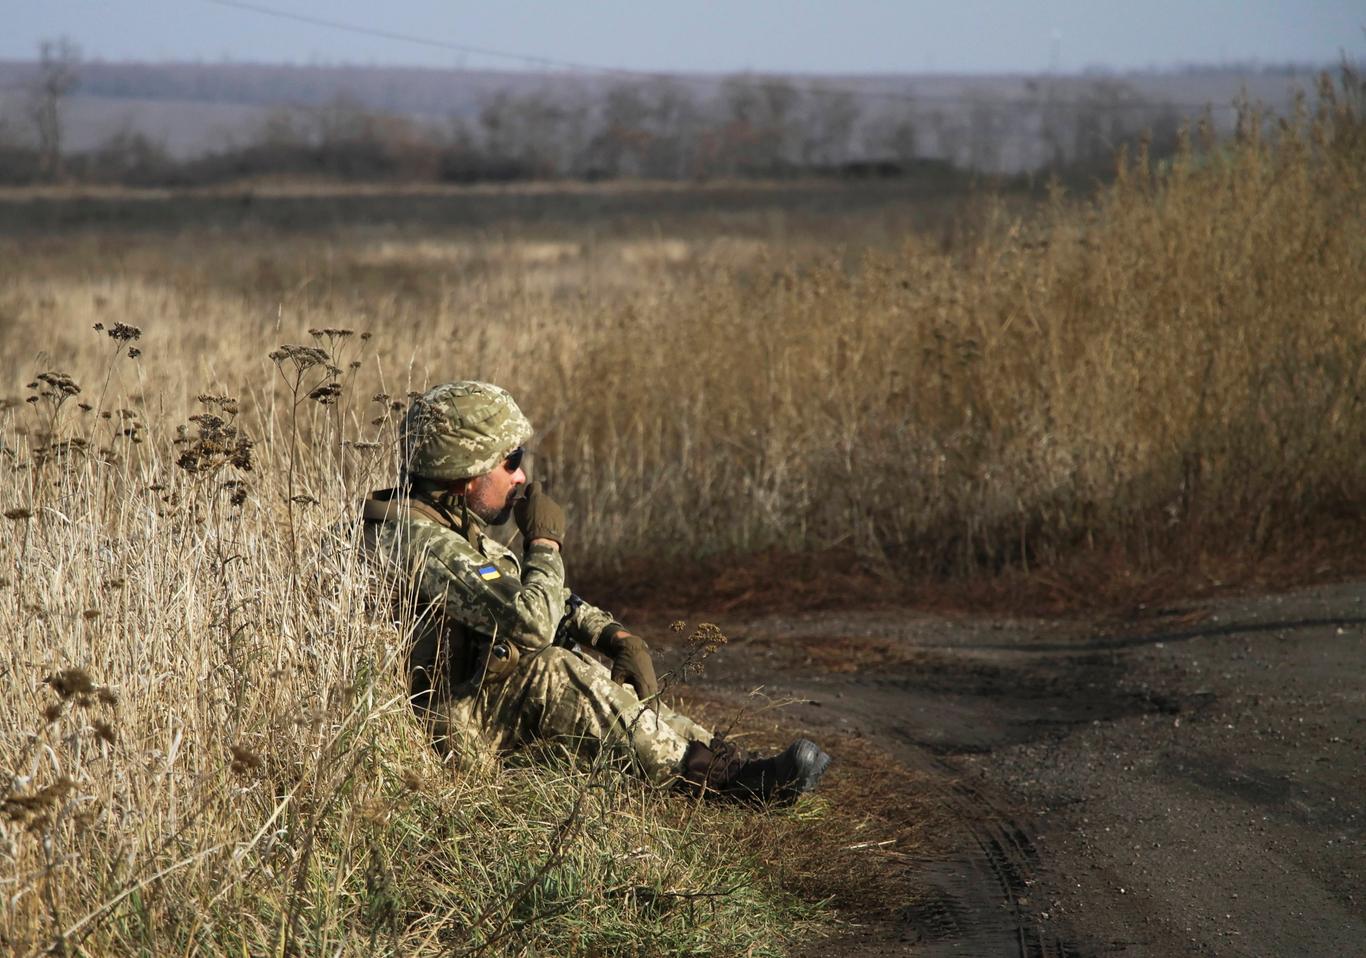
{"left": 682, "top": 736, "right": 831, "bottom": 805}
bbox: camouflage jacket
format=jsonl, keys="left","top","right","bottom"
{"left": 359, "top": 487, "right": 619, "bottom": 707}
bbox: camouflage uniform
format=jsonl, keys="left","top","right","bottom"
{"left": 361, "top": 383, "right": 711, "bottom": 783}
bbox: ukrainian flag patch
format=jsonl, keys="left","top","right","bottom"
{"left": 477, "top": 564, "right": 502, "bottom": 581}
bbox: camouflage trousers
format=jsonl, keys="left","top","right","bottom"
{"left": 427, "top": 645, "right": 712, "bottom": 784}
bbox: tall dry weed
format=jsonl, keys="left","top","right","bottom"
{"left": 0, "top": 340, "right": 817, "bottom": 954}
{"left": 538, "top": 74, "right": 1364, "bottom": 576}
{"left": 0, "top": 70, "right": 1361, "bottom": 953}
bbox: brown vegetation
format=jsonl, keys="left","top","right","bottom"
{"left": 0, "top": 73, "right": 1361, "bottom": 954}
{"left": 549, "top": 81, "right": 1364, "bottom": 588}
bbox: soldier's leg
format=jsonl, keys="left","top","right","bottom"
{"left": 655, "top": 699, "right": 712, "bottom": 744}
{"left": 478, "top": 646, "right": 693, "bottom": 784}
{"left": 425, "top": 694, "right": 499, "bottom": 774}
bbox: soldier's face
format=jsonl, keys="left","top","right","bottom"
{"left": 465, "top": 451, "right": 527, "bottom": 525}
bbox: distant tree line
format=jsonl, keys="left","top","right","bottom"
{"left": 0, "top": 42, "right": 1197, "bottom": 187}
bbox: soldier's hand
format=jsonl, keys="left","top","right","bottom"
{"left": 604, "top": 631, "right": 658, "bottom": 700}
{"left": 513, "top": 481, "right": 566, "bottom": 546}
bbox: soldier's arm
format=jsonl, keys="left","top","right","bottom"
{"left": 560, "top": 597, "right": 623, "bottom": 648}
{"left": 417, "top": 536, "right": 567, "bottom": 651}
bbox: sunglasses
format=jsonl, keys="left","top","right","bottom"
{"left": 502, "top": 446, "right": 525, "bottom": 472}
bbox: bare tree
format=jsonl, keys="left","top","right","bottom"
{"left": 800, "top": 85, "right": 861, "bottom": 168}
{"left": 1066, "top": 79, "right": 1179, "bottom": 175}
{"left": 590, "top": 82, "right": 652, "bottom": 177}
{"left": 590, "top": 77, "right": 700, "bottom": 178}
{"left": 717, "top": 74, "right": 801, "bottom": 175}
{"left": 27, "top": 37, "right": 81, "bottom": 180}
{"left": 479, "top": 87, "right": 588, "bottom": 178}
{"left": 966, "top": 94, "right": 1003, "bottom": 172}
{"left": 864, "top": 101, "right": 919, "bottom": 171}
{"left": 928, "top": 109, "right": 965, "bottom": 169}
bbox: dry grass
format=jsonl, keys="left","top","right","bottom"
{"left": 544, "top": 83, "right": 1365, "bottom": 584}
{"left": 0, "top": 75, "right": 1362, "bottom": 954}
{"left": 0, "top": 380, "right": 830, "bottom": 954}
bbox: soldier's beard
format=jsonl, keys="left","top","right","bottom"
{"left": 467, "top": 488, "right": 517, "bottom": 526}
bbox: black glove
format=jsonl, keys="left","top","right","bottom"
{"left": 513, "top": 481, "right": 566, "bottom": 546}
{"left": 600, "top": 629, "right": 658, "bottom": 700}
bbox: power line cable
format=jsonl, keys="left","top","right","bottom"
{"left": 203, "top": 0, "right": 638, "bottom": 78}
{"left": 199, "top": 0, "right": 1278, "bottom": 114}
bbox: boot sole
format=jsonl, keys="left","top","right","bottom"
{"left": 770, "top": 737, "right": 830, "bottom": 803}
{"left": 783, "top": 738, "right": 832, "bottom": 801}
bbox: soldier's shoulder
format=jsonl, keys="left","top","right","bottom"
{"left": 387, "top": 514, "right": 477, "bottom": 554}
{"left": 363, "top": 505, "right": 476, "bottom": 561}
{"left": 417, "top": 523, "right": 485, "bottom": 567}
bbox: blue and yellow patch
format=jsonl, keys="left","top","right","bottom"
{"left": 477, "top": 564, "right": 502, "bottom": 581}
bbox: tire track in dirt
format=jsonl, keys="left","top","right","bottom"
{"left": 772, "top": 673, "right": 1084, "bottom": 956}
{"left": 693, "top": 583, "right": 1365, "bottom": 956}
{"left": 899, "top": 759, "right": 1076, "bottom": 957}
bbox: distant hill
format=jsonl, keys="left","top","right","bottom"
{"left": 0, "top": 59, "right": 1341, "bottom": 171}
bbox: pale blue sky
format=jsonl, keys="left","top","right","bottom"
{"left": 6, "top": 0, "right": 1363, "bottom": 74}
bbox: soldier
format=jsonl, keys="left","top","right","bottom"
{"left": 359, "top": 380, "right": 830, "bottom": 803}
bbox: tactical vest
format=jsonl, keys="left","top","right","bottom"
{"left": 359, "top": 488, "right": 508, "bottom": 707}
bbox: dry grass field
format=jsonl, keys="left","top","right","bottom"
{"left": 0, "top": 77, "right": 1362, "bottom": 954}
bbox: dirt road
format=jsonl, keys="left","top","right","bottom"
{"left": 690, "top": 580, "right": 1365, "bottom": 956}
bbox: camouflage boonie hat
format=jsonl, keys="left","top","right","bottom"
{"left": 401, "top": 381, "right": 532, "bottom": 480}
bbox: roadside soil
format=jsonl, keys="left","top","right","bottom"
{"left": 646, "top": 580, "right": 1365, "bottom": 957}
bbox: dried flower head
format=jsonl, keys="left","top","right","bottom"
{"left": 684, "top": 623, "right": 728, "bottom": 676}
{"left": 269, "top": 344, "right": 330, "bottom": 373}
{"left": 106, "top": 322, "right": 142, "bottom": 342}
{"left": 221, "top": 479, "right": 249, "bottom": 507}
{"left": 45, "top": 667, "right": 97, "bottom": 700}
{"left": 31, "top": 371, "right": 81, "bottom": 398}
{"left": 688, "top": 623, "right": 727, "bottom": 654}
{"left": 229, "top": 744, "right": 262, "bottom": 775}
{"left": 175, "top": 405, "right": 254, "bottom": 476}
{"left": 196, "top": 395, "right": 240, "bottom": 415}
{"left": 44, "top": 668, "right": 118, "bottom": 708}
{"left": 3, "top": 777, "right": 75, "bottom": 825}
{"left": 308, "top": 382, "right": 343, "bottom": 405}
